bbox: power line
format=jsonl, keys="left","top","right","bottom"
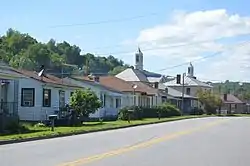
{"left": 94, "top": 33, "right": 250, "bottom": 56}
{"left": 89, "top": 32, "right": 200, "bottom": 50}
{"left": 155, "top": 41, "right": 250, "bottom": 72}
{"left": 94, "top": 39, "right": 219, "bottom": 56}
{"left": 49, "top": 12, "right": 160, "bottom": 28}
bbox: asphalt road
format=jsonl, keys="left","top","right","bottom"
{"left": 1, "top": 117, "right": 250, "bottom": 166}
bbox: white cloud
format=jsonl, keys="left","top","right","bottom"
{"left": 125, "top": 9, "right": 250, "bottom": 81}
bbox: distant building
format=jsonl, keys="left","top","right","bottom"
{"left": 164, "top": 63, "right": 213, "bottom": 97}
{"left": 220, "top": 94, "right": 246, "bottom": 114}
{"left": 116, "top": 48, "right": 171, "bottom": 83}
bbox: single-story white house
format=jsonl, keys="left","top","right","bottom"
{"left": 87, "top": 76, "right": 178, "bottom": 108}
{"left": 13, "top": 69, "right": 81, "bottom": 121}
{"left": 63, "top": 76, "right": 125, "bottom": 118}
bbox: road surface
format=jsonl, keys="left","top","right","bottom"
{"left": 1, "top": 117, "right": 250, "bottom": 166}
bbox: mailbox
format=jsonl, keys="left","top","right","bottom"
{"left": 48, "top": 115, "right": 57, "bottom": 131}
{"left": 48, "top": 115, "right": 57, "bottom": 120}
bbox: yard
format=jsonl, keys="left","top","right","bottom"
{"left": 0, "top": 115, "right": 208, "bottom": 142}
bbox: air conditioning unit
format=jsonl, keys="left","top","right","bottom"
{"left": 24, "top": 101, "right": 32, "bottom": 106}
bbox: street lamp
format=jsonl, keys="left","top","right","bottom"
{"left": 128, "top": 84, "right": 137, "bottom": 123}
{"left": 181, "top": 73, "right": 186, "bottom": 116}
{"left": 132, "top": 84, "right": 137, "bottom": 108}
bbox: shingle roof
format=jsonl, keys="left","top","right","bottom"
{"left": 85, "top": 76, "right": 165, "bottom": 96}
{"left": 116, "top": 68, "right": 163, "bottom": 82}
{"left": 70, "top": 76, "right": 123, "bottom": 94}
{"left": 129, "top": 81, "right": 160, "bottom": 95}
{"left": 96, "top": 76, "right": 147, "bottom": 93}
{"left": 158, "top": 83, "right": 196, "bottom": 99}
{"left": 164, "top": 76, "right": 212, "bottom": 88}
{"left": 13, "top": 69, "right": 80, "bottom": 88}
{"left": 221, "top": 94, "right": 244, "bottom": 104}
{"left": 0, "top": 65, "right": 24, "bottom": 79}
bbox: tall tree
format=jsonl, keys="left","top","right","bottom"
{"left": 0, "top": 29, "right": 127, "bottom": 75}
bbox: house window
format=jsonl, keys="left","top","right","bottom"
{"left": 136, "top": 55, "right": 139, "bottom": 63}
{"left": 116, "top": 98, "right": 121, "bottom": 108}
{"left": 59, "top": 90, "right": 65, "bottom": 108}
{"left": 138, "top": 96, "right": 141, "bottom": 106}
{"left": 186, "top": 88, "right": 191, "bottom": 95}
{"left": 21, "top": 88, "right": 35, "bottom": 107}
{"left": 101, "top": 94, "right": 106, "bottom": 107}
{"left": 43, "top": 89, "right": 51, "bottom": 107}
{"left": 147, "top": 97, "right": 150, "bottom": 107}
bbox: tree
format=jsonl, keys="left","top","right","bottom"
{"left": 197, "top": 89, "right": 222, "bottom": 115}
{"left": 70, "top": 89, "right": 102, "bottom": 118}
{"left": 108, "top": 66, "right": 128, "bottom": 75}
{"left": 0, "top": 29, "right": 127, "bottom": 75}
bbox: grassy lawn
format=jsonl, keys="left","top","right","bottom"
{"left": 0, "top": 115, "right": 209, "bottom": 141}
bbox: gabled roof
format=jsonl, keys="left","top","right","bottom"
{"left": 116, "top": 68, "right": 163, "bottom": 82}
{"left": 221, "top": 94, "right": 244, "bottom": 104}
{"left": 84, "top": 76, "right": 165, "bottom": 96}
{"left": 0, "top": 64, "right": 24, "bottom": 79}
{"left": 164, "top": 76, "right": 212, "bottom": 88}
{"left": 158, "top": 83, "right": 197, "bottom": 99}
{"left": 13, "top": 69, "right": 80, "bottom": 88}
{"left": 96, "top": 76, "right": 147, "bottom": 93}
{"left": 129, "top": 81, "right": 160, "bottom": 95}
{"left": 68, "top": 76, "right": 123, "bottom": 94}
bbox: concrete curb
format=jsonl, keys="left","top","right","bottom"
{"left": 0, "top": 116, "right": 207, "bottom": 145}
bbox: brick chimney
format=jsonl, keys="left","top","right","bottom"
{"left": 154, "top": 82, "right": 159, "bottom": 89}
{"left": 94, "top": 76, "right": 100, "bottom": 82}
{"left": 223, "top": 94, "right": 227, "bottom": 101}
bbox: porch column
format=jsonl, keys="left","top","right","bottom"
{"left": 113, "top": 96, "right": 116, "bottom": 108}
{"left": 0, "top": 82, "right": 2, "bottom": 101}
{"left": 0, "top": 83, "right": 2, "bottom": 113}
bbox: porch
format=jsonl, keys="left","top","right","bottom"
{"left": 90, "top": 91, "right": 124, "bottom": 118}
{"left": 169, "top": 97, "right": 198, "bottom": 114}
{"left": 0, "top": 78, "right": 19, "bottom": 116}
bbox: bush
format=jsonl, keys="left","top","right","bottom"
{"left": 118, "top": 106, "right": 143, "bottom": 120}
{"left": 34, "top": 122, "right": 46, "bottom": 128}
{"left": 4, "top": 120, "right": 30, "bottom": 134}
{"left": 158, "top": 103, "right": 181, "bottom": 117}
{"left": 118, "top": 103, "right": 181, "bottom": 121}
{"left": 190, "top": 107, "right": 204, "bottom": 115}
{"left": 142, "top": 107, "right": 159, "bottom": 118}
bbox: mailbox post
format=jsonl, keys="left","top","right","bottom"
{"left": 48, "top": 115, "right": 57, "bottom": 131}
{"left": 127, "top": 109, "right": 134, "bottom": 123}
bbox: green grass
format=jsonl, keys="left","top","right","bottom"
{"left": 216, "top": 113, "right": 250, "bottom": 117}
{"left": 0, "top": 115, "right": 209, "bottom": 141}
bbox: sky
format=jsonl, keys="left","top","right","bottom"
{"left": 1, "top": 0, "right": 250, "bottom": 82}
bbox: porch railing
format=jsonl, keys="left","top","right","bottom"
{"left": 0, "top": 102, "right": 18, "bottom": 116}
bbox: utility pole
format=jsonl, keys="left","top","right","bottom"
{"left": 181, "top": 73, "right": 186, "bottom": 115}
{"left": 85, "top": 58, "right": 90, "bottom": 76}
{"left": 61, "top": 66, "right": 64, "bottom": 83}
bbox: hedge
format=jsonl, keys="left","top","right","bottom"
{"left": 118, "top": 103, "right": 181, "bottom": 120}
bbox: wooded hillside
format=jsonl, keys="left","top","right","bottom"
{"left": 0, "top": 28, "right": 129, "bottom": 76}
{"left": 212, "top": 81, "right": 250, "bottom": 100}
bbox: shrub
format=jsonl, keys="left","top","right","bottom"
{"left": 4, "top": 120, "right": 30, "bottom": 134}
{"left": 34, "top": 122, "right": 46, "bottom": 128}
{"left": 142, "top": 107, "right": 159, "bottom": 118}
{"left": 118, "top": 106, "right": 143, "bottom": 120}
{"left": 118, "top": 103, "right": 181, "bottom": 121}
{"left": 158, "top": 103, "right": 181, "bottom": 117}
{"left": 190, "top": 107, "right": 204, "bottom": 115}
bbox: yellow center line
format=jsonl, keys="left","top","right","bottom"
{"left": 58, "top": 119, "right": 229, "bottom": 166}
